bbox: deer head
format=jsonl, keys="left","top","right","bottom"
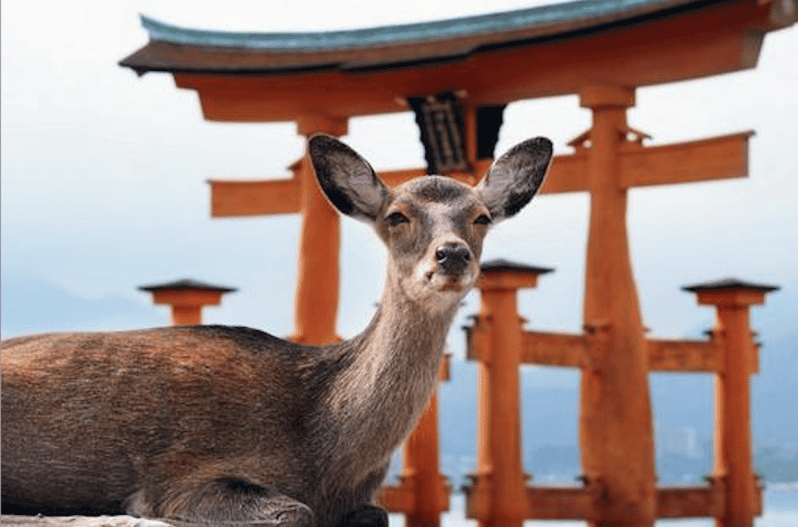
{"left": 309, "top": 134, "right": 553, "bottom": 313}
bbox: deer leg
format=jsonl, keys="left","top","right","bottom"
{"left": 129, "top": 478, "right": 315, "bottom": 527}
{"left": 337, "top": 504, "right": 388, "bottom": 527}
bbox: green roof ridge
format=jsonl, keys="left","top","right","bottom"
{"left": 140, "top": 0, "right": 689, "bottom": 51}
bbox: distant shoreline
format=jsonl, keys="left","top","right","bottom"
{"left": 765, "top": 481, "right": 798, "bottom": 490}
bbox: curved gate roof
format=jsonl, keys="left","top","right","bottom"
{"left": 120, "top": 0, "right": 796, "bottom": 121}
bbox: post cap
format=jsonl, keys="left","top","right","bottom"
{"left": 682, "top": 277, "right": 779, "bottom": 307}
{"left": 478, "top": 259, "right": 554, "bottom": 290}
{"left": 682, "top": 278, "right": 779, "bottom": 294}
{"left": 139, "top": 278, "right": 237, "bottom": 294}
{"left": 481, "top": 259, "right": 554, "bottom": 275}
{"left": 139, "top": 278, "right": 237, "bottom": 308}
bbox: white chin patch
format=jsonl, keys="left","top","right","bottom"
{"left": 402, "top": 263, "right": 476, "bottom": 311}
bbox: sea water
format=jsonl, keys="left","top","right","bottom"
{"left": 388, "top": 485, "right": 798, "bottom": 527}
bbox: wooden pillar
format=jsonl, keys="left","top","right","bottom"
{"left": 400, "top": 356, "right": 451, "bottom": 527}
{"left": 578, "top": 86, "right": 656, "bottom": 526}
{"left": 294, "top": 116, "right": 348, "bottom": 344}
{"left": 462, "top": 103, "right": 479, "bottom": 168}
{"left": 472, "top": 261, "right": 550, "bottom": 527}
{"left": 138, "top": 278, "right": 236, "bottom": 326}
{"left": 683, "top": 279, "right": 778, "bottom": 527}
{"left": 170, "top": 305, "right": 202, "bottom": 326}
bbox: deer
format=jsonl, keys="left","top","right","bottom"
{"left": 1, "top": 134, "right": 553, "bottom": 527}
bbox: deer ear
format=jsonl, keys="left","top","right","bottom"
{"left": 476, "top": 137, "right": 553, "bottom": 223}
{"left": 309, "top": 134, "right": 390, "bottom": 224}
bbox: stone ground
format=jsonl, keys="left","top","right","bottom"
{"left": 1, "top": 516, "right": 173, "bottom": 527}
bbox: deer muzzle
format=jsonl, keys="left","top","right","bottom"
{"left": 435, "top": 244, "right": 471, "bottom": 276}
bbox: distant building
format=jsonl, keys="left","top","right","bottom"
{"left": 658, "top": 423, "right": 704, "bottom": 459}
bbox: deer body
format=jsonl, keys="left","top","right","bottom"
{"left": 1, "top": 135, "right": 552, "bottom": 527}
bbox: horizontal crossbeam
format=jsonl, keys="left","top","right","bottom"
{"left": 522, "top": 331, "right": 591, "bottom": 368}
{"left": 462, "top": 477, "right": 760, "bottom": 520}
{"left": 656, "top": 485, "right": 723, "bottom": 518}
{"left": 377, "top": 485, "right": 415, "bottom": 514}
{"left": 209, "top": 178, "right": 300, "bottom": 217}
{"left": 647, "top": 338, "right": 721, "bottom": 372}
{"left": 467, "top": 322, "right": 733, "bottom": 373}
{"left": 543, "top": 131, "right": 752, "bottom": 193}
{"left": 208, "top": 132, "right": 751, "bottom": 217}
{"left": 525, "top": 484, "right": 601, "bottom": 520}
{"left": 377, "top": 478, "right": 451, "bottom": 516}
{"left": 617, "top": 131, "right": 752, "bottom": 189}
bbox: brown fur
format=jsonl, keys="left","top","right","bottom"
{"left": 1, "top": 135, "right": 552, "bottom": 527}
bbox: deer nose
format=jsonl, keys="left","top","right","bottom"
{"left": 436, "top": 245, "right": 471, "bottom": 275}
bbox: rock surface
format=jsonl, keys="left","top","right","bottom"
{"left": 1, "top": 516, "right": 173, "bottom": 527}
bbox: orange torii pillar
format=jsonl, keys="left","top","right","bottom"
{"left": 293, "top": 116, "right": 349, "bottom": 345}
{"left": 381, "top": 356, "right": 451, "bottom": 527}
{"left": 466, "top": 260, "right": 553, "bottom": 527}
{"left": 577, "top": 86, "right": 656, "bottom": 527}
{"left": 139, "top": 278, "right": 237, "bottom": 325}
{"left": 683, "top": 279, "right": 778, "bottom": 527}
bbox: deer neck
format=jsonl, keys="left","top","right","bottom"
{"left": 363, "top": 287, "right": 454, "bottom": 390}
{"left": 318, "top": 276, "right": 460, "bottom": 484}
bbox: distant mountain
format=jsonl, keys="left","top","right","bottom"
{"left": 1, "top": 272, "right": 167, "bottom": 338}
{"left": 525, "top": 444, "right": 582, "bottom": 483}
{"left": 756, "top": 445, "right": 798, "bottom": 482}
{"left": 753, "top": 332, "right": 798, "bottom": 447}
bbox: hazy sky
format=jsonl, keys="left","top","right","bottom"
{"left": 2, "top": 0, "right": 797, "bottom": 349}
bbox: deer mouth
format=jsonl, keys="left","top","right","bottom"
{"left": 440, "top": 276, "right": 468, "bottom": 292}
{"left": 425, "top": 268, "right": 475, "bottom": 293}
{"left": 404, "top": 266, "right": 475, "bottom": 310}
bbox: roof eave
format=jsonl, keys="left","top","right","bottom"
{"left": 120, "top": 0, "right": 756, "bottom": 76}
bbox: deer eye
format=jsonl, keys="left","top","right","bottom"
{"left": 386, "top": 211, "right": 410, "bottom": 227}
{"left": 474, "top": 214, "right": 492, "bottom": 226}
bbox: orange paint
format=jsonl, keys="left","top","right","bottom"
{"left": 139, "top": 280, "right": 236, "bottom": 326}
{"left": 467, "top": 263, "right": 549, "bottom": 527}
{"left": 685, "top": 280, "right": 778, "bottom": 527}
{"left": 578, "top": 86, "right": 656, "bottom": 527}
{"left": 291, "top": 117, "right": 348, "bottom": 345}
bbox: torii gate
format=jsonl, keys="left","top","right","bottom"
{"left": 120, "top": 0, "right": 796, "bottom": 525}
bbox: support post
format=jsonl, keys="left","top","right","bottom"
{"left": 399, "top": 356, "right": 451, "bottom": 527}
{"left": 138, "top": 279, "right": 236, "bottom": 326}
{"left": 683, "top": 279, "right": 778, "bottom": 527}
{"left": 469, "top": 260, "right": 552, "bottom": 527}
{"left": 293, "top": 116, "right": 348, "bottom": 344}
{"left": 578, "top": 85, "right": 656, "bottom": 527}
